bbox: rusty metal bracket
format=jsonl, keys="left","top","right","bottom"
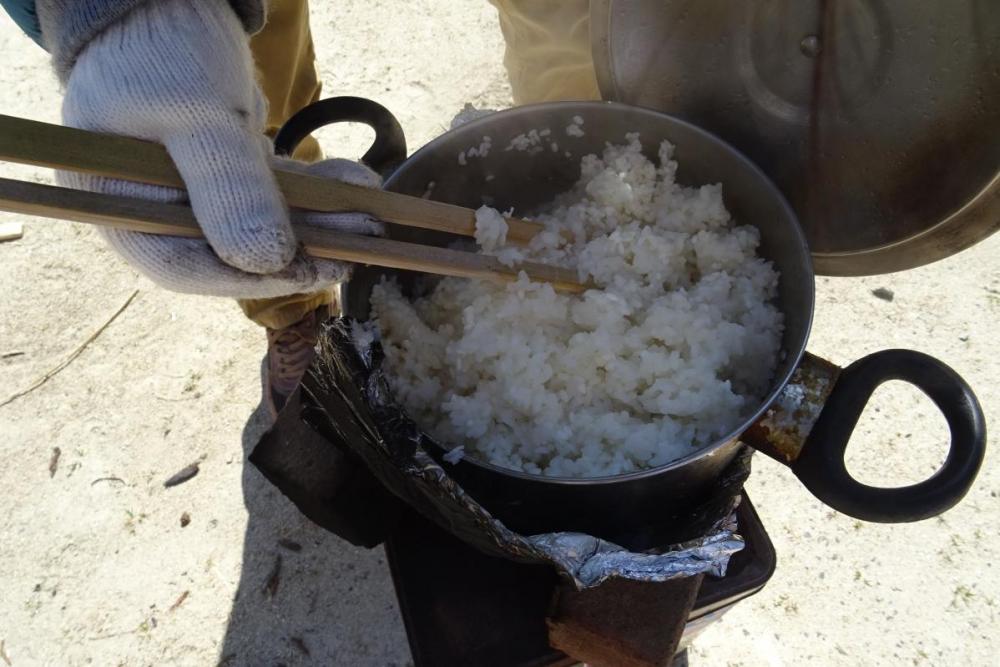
{"left": 742, "top": 353, "right": 841, "bottom": 464}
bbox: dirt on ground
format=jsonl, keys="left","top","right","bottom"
{"left": 1, "top": 3, "right": 997, "bottom": 666}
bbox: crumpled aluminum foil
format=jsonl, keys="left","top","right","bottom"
{"left": 527, "top": 510, "right": 743, "bottom": 588}
{"left": 300, "top": 318, "right": 748, "bottom": 590}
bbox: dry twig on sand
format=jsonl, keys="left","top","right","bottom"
{"left": 168, "top": 590, "right": 189, "bottom": 613}
{"left": 0, "top": 289, "right": 139, "bottom": 408}
{"left": 48, "top": 447, "right": 61, "bottom": 478}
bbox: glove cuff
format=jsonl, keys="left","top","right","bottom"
{"left": 36, "top": 0, "right": 266, "bottom": 80}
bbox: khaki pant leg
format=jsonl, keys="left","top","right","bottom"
{"left": 237, "top": 0, "right": 333, "bottom": 329}
{"left": 489, "top": 0, "right": 601, "bottom": 104}
{"left": 250, "top": 0, "right": 323, "bottom": 162}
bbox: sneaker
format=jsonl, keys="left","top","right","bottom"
{"left": 263, "top": 307, "right": 327, "bottom": 419}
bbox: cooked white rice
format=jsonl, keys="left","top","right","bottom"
{"left": 371, "top": 134, "right": 783, "bottom": 478}
{"left": 565, "top": 115, "right": 585, "bottom": 137}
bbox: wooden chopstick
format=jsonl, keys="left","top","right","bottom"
{"left": 0, "top": 177, "right": 588, "bottom": 293}
{"left": 0, "top": 114, "right": 545, "bottom": 244}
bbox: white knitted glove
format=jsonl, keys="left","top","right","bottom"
{"left": 62, "top": 157, "right": 382, "bottom": 298}
{"left": 57, "top": 0, "right": 380, "bottom": 297}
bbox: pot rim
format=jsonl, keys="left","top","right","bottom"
{"left": 380, "top": 100, "right": 816, "bottom": 486}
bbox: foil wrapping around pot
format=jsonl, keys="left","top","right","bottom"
{"left": 297, "top": 318, "right": 749, "bottom": 590}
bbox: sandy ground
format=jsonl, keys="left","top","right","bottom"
{"left": 0, "top": 3, "right": 997, "bottom": 666}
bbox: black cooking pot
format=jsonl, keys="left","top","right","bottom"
{"left": 276, "top": 98, "right": 986, "bottom": 545}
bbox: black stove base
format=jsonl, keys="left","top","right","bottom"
{"left": 385, "top": 496, "right": 775, "bottom": 667}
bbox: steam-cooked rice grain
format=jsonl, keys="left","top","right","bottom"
{"left": 371, "top": 135, "right": 783, "bottom": 477}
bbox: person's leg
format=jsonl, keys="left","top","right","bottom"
{"left": 237, "top": 0, "right": 331, "bottom": 337}
{"left": 240, "top": 0, "right": 333, "bottom": 414}
{"left": 250, "top": 0, "right": 323, "bottom": 163}
{"left": 238, "top": 291, "right": 332, "bottom": 329}
{"left": 488, "top": 0, "right": 600, "bottom": 104}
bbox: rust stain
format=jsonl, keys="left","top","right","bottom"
{"left": 744, "top": 353, "right": 840, "bottom": 463}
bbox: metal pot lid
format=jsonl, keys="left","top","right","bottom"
{"left": 592, "top": 1, "right": 1000, "bottom": 275}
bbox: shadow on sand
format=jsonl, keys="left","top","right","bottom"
{"left": 215, "top": 395, "right": 410, "bottom": 666}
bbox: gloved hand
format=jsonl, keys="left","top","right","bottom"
{"left": 63, "top": 157, "right": 382, "bottom": 298}
{"left": 57, "top": 0, "right": 379, "bottom": 298}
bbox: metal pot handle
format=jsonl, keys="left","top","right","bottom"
{"left": 793, "top": 350, "right": 986, "bottom": 522}
{"left": 274, "top": 96, "right": 408, "bottom": 177}
{"left": 746, "top": 351, "right": 986, "bottom": 523}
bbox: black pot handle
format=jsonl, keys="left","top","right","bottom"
{"left": 274, "top": 96, "right": 408, "bottom": 177}
{"left": 792, "top": 349, "right": 986, "bottom": 522}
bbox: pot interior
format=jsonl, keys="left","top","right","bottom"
{"left": 343, "top": 101, "right": 815, "bottom": 481}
